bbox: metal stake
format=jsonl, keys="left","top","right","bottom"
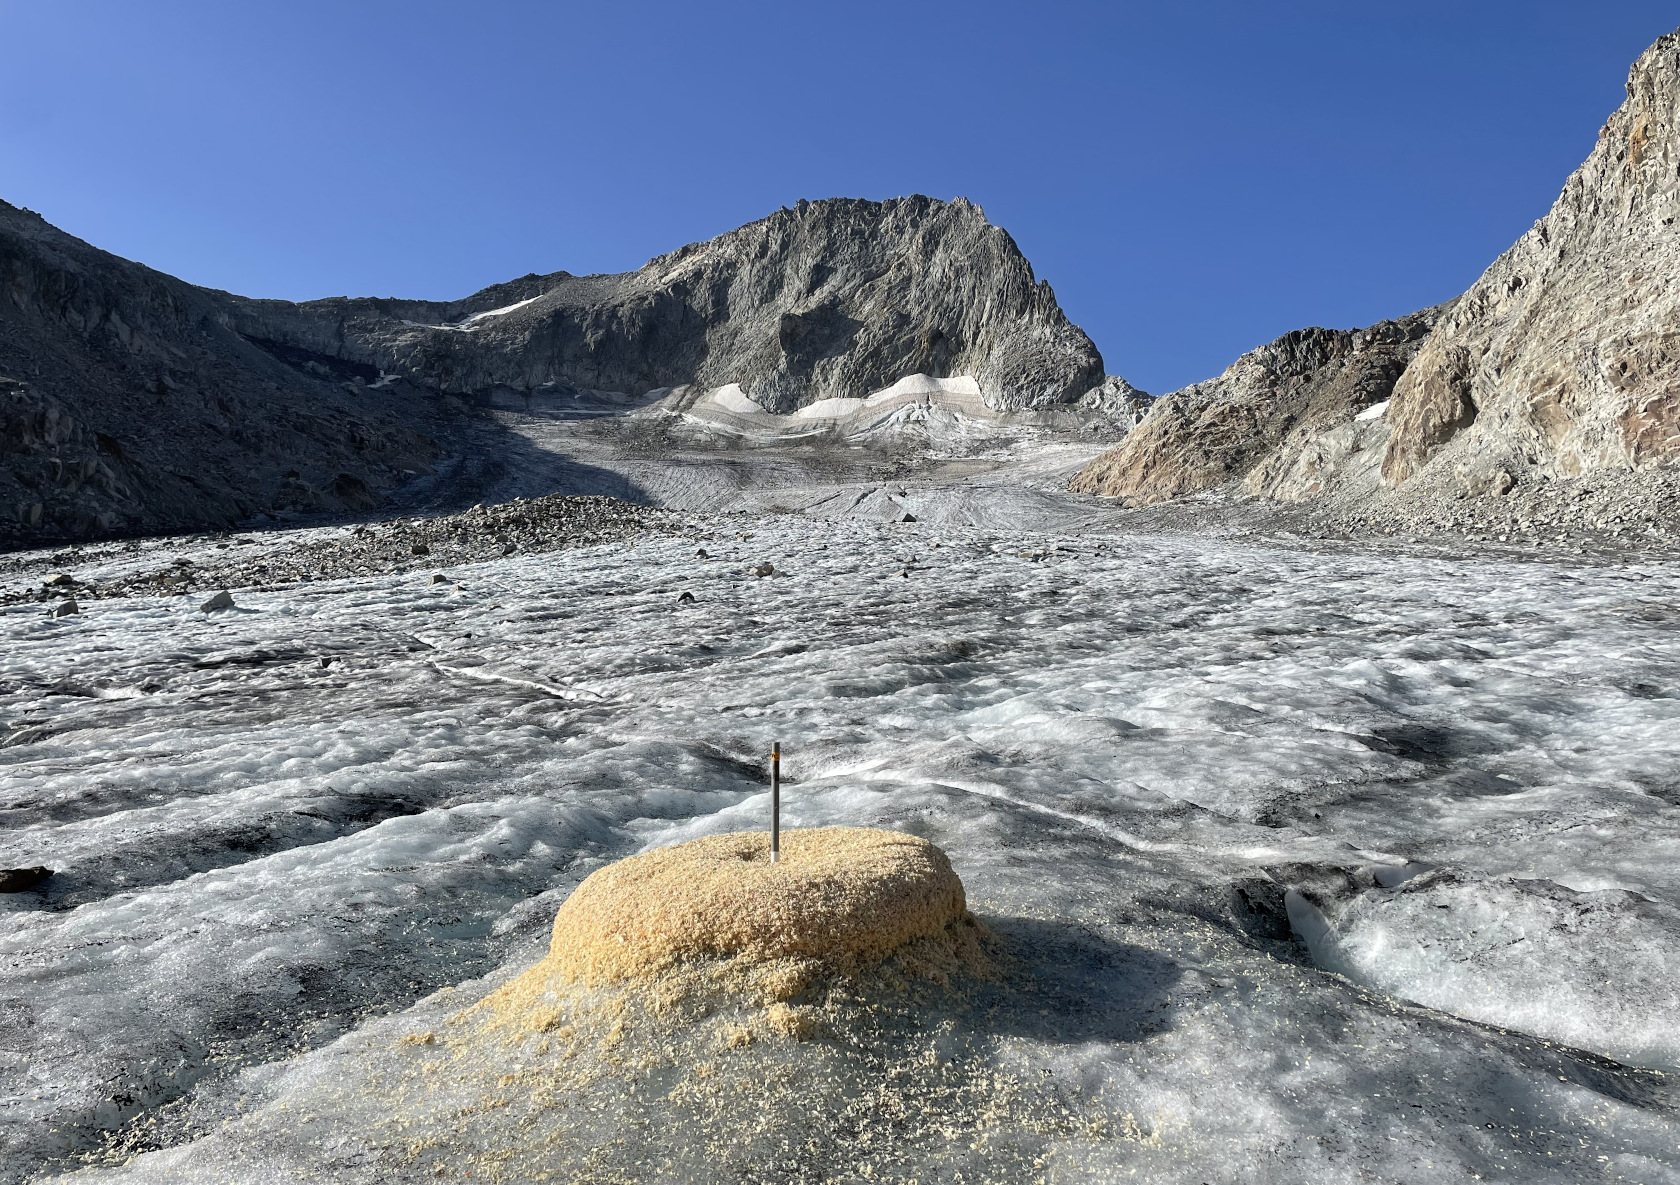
{"left": 770, "top": 741, "right": 781, "bottom": 864}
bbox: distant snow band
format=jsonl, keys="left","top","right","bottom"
{"left": 688, "top": 373, "right": 997, "bottom": 435}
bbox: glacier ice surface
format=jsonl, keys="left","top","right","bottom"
{"left": 3, "top": 518, "right": 1678, "bottom": 1181}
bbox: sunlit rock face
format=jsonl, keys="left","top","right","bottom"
{"left": 1076, "top": 27, "right": 1680, "bottom": 510}
{"left": 230, "top": 196, "right": 1108, "bottom": 415}
{"left": 1383, "top": 30, "right": 1680, "bottom": 488}
{"left": 1069, "top": 308, "right": 1442, "bottom": 503}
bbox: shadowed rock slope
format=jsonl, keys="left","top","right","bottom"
{"left": 227, "top": 196, "right": 1106, "bottom": 415}
{"left": 1070, "top": 308, "right": 1444, "bottom": 503}
{"left": 1381, "top": 29, "right": 1680, "bottom": 491}
{"left": 0, "top": 201, "right": 443, "bottom": 546}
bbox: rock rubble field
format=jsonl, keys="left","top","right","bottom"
{"left": 1113, "top": 463, "right": 1680, "bottom": 562}
{"left": 0, "top": 496, "right": 684, "bottom": 613}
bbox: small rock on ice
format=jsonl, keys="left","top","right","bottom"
{"left": 0, "top": 866, "right": 53, "bottom": 893}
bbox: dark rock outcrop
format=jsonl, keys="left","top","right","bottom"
{"left": 0, "top": 201, "right": 441, "bottom": 544}
{"left": 227, "top": 196, "right": 1106, "bottom": 415}
{"left": 1070, "top": 308, "right": 1443, "bottom": 502}
{"left": 0, "top": 866, "right": 52, "bottom": 892}
{"left": 1383, "top": 29, "right": 1680, "bottom": 488}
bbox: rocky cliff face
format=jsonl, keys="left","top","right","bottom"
{"left": 1069, "top": 308, "right": 1443, "bottom": 502}
{"left": 230, "top": 196, "right": 1106, "bottom": 414}
{"left": 1382, "top": 31, "right": 1680, "bottom": 489}
{"left": 0, "top": 201, "right": 441, "bottom": 544}
{"left": 1077, "top": 29, "right": 1680, "bottom": 511}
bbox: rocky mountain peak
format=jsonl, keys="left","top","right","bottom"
{"left": 3, "top": 193, "right": 1116, "bottom": 542}
{"left": 231, "top": 195, "right": 1107, "bottom": 415}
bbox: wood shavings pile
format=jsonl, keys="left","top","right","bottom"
{"left": 474, "top": 827, "right": 982, "bottom": 1037}
{"left": 537, "top": 827, "right": 969, "bottom": 979}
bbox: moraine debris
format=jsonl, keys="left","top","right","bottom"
{"left": 1, "top": 496, "right": 691, "bottom": 608}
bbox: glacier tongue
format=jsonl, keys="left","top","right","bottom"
{"left": 4, "top": 520, "right": 1679, "bottom": 1182}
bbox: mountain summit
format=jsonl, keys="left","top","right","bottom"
{"left": 231, "top": 196, "right": 1105, "bottom": 415}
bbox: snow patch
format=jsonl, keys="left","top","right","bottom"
{"left": 455, "top": 295, "right": 543, "bottom": 327}
{"left": 864, "top": 373, "right": 983, "bottom": 405}
{"left": 401, "top": 295, "right": 544, "bottom": 333}
{"left": 704, "top": 383, "right": 767, "bottom": 415}
{"left": 794, "top": 397, "right": 867, "bottom": 420}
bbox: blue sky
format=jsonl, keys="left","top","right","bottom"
{"left": 1, "top": 1, "right": 1674, "bottom": 393}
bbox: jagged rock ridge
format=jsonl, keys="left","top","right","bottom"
{"left": 1070, "top": 308, "right": 1444, "bottom": 503}
{"left": 1382, "top": 30, "right": 1680, "bottom": 488}
{"left": 230, "top": 196, "right": 1106, "bottom": 415}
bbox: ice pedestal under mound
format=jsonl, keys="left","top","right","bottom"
{"left": 113, "top": 831, "right": 1110, "bottom": 1183}
{"left": 337, "top": 827, "right": 1031, "bottom": 1182}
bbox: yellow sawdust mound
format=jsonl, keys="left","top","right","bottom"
{"left": 545, "top": 827, "right": 967, "bottom": 983}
